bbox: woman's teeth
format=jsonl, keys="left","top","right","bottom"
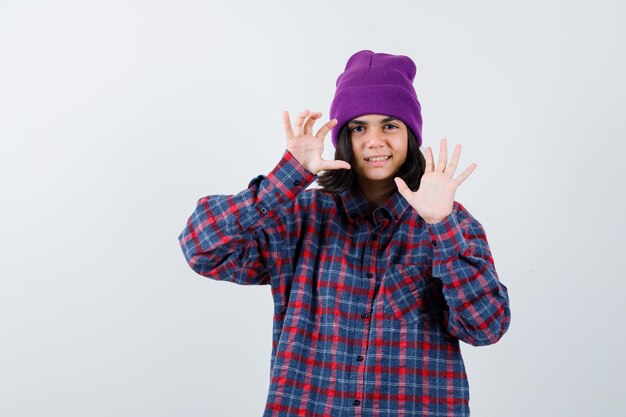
{"left": 367, "top": 156, "right": 391, "bottom": 162}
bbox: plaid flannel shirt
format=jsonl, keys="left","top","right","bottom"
{"left": 178, "top": 149, "right": 511, "bottom": 417}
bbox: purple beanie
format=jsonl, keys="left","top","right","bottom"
{"left": 329, "top": 50, "right": 423, "bottom": 148}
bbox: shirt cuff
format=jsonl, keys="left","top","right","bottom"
{"left": 242, "top": 149, "right": 317, "bottom": 227}
{"left": 265, "top": 149, "right": 317, "bottom": 201}
{"left": 426, "top": 205, "right": 471, "bottom": 260}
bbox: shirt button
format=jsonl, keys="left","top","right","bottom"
{"left": 366, "top": 272, "right": 373, "bottom": 278}
{"left": 357, "top": 355, "right": 364, "bottom": 361}
{"left": 293, "top": 180, "right": 301, "bottom": 186}
{"left": 431, "top": 239, "right": 437, "bottom": 246}
{"left": 361, "top": 312, "right": 370, "bottom": 319}
{"left": 259, "top": 207, "right": 267, "bottom": 214}
{"left": 394, "top": 215, "right": 399, "bottom": 220}
{"left": 353, "top": 399, "right": 361, "bottom": 406}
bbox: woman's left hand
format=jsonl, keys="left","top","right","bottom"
{"left": 394, "top": 138, "right": 477, "bottom": 224}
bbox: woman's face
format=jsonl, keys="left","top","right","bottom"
{"left": 348, "top": 114, "right": 408, "bottom": 183}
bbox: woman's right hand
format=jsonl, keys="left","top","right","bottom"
{"left": 283, "top": 110, "right": 351, "bottom": 175}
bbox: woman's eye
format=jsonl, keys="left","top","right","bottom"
{"left": 350, "top": 126, "right": 364, "bottom": 133}
{"left": 385, "top": 124, "right": 398, "bottom": 130}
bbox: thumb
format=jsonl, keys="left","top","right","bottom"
{"left": 394, "top": 177, "right": 412, "bottom": 201}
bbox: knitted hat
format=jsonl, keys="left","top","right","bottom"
{"left": 329, "top": 50, "right": 422, "bottom": 148}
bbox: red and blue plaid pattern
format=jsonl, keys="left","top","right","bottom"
{"left": 178, "top": 149, "right": 511, "bottom": 417}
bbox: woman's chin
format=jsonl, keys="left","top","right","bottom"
{"left": 358, "top": 174, "right": 397, "bottom": 184}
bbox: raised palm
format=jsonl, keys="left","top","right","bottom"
{"left": 283, "top": 110, "right": 351, "bottom": 175}
{"left": 394, "top": 138, "right": 477, "bottom": 224}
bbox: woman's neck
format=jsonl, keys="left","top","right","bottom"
{"left": 356, "top": 177, "right": 396, "bottom": 209}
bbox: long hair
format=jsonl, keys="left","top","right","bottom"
{"left": 317, "top": 124, "right": 426, "bottom": 193}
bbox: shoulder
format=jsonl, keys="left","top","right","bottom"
{"left": 298, "top": 186, "right": 341, "bottom": 204}
{"left": 293, "top": 186, "right": 341, "bottom": 212}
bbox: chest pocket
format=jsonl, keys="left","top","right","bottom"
{"left": 382, "top": 264, "right": 444, "bottom": 325}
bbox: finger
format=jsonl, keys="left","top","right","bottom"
{"left": 394, "top": 177, "right": 412, "bottom": 201}
{"left": 303, "top": 112, "right": 322, "bottom": 136}
{"left": 445, "top": 144, "right": 462, "bottom": 178}
{"left": 318, "top": 159, "right": 351, "bottom": 172}
{"left": 282, "top": 111, "right": 295, "bottom": 139}
{"left": 454, "top": 163, "right": 477, "bottom": 185}
{"left": 295, "top": 109, "right": 311, "bottom": 136}
{"left": 315, "top": 118, "right": 338, "bottom": 139}
{"left": 424, "top": 146, "right": 434, "bottom": 171}
{"left": 435, "top": 138, "right": 447, "bottom": 172}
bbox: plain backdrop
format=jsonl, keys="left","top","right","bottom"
{"left": 1, "top": 0, "right": 625, "bottom": 416}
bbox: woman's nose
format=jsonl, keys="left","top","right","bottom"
{"left": 365, "top": 130, "right": 385, "bottom": 147}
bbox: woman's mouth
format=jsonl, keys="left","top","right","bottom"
{"left": 364, "top": 155, "right": 391, "bottom": 166}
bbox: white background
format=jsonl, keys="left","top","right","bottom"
{"left": 1, "top": 0, "right": 624, "bottom": 416}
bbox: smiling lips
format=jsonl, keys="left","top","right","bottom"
{"left": 364, "top": 155, "right": 392, "bottom": 166}
{"left": 365, "top": 155, "right": 391, "bottom": 162}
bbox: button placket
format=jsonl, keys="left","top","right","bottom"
{"left": 353, "top": 225, "right": 380, "bottom": 413}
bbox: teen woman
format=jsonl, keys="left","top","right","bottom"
{"left": 179, "top": 50, "right": 511, "bottom": 416}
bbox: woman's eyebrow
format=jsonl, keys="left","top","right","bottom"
{"left": 348, "top": 117, "right": 398, "bottom": 125}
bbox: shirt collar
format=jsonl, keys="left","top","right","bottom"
{"left": 340, "top": 182, "right": 411, "bottom": 224}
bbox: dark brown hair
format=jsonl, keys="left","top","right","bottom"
{"left": 317, "top": 124, "right": 426, "bottom": 193}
